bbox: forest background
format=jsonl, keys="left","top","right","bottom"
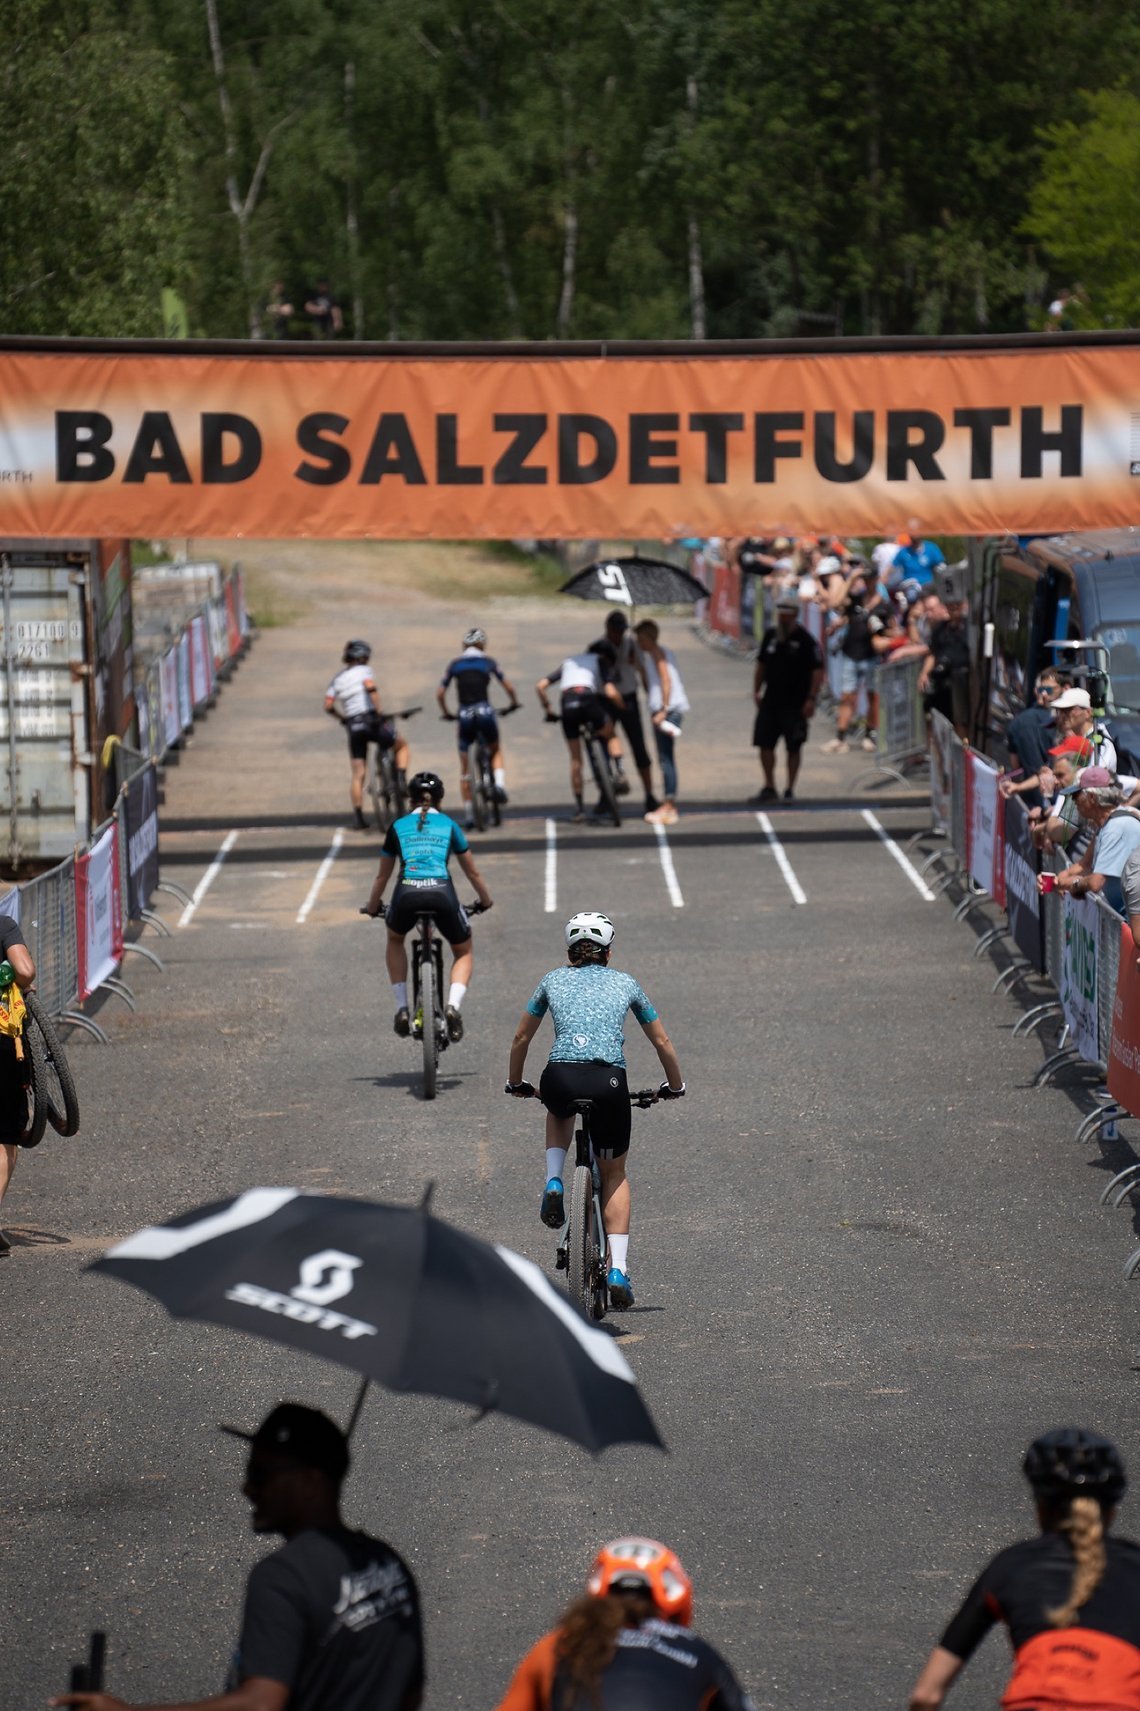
{"left": 4, "top": 0, "right": 1140, "bottom": 345}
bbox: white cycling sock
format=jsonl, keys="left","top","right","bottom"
{"left": 447, "top": 981, "right": 467, "bottom": 1010}
{"left": 392, "top": 982, "right": 408, "bottom": 1009}
{"left": 608, "top": 1233, "right": 630, "bottom": 1272}
{"left": 493, "top": 767, "right": 506, "bottom": 788}
{"left": 545, "top": 1146, "right": 567, "bottom": 1184}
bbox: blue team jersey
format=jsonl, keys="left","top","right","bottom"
{"left": 383, "top": 808, "right": 469, "bottom": 881}
{"left": 527, "top": 964, "right": 658, "bottom": 1067}
{"left": 440, "top": 649, "right": 505, "bottom": 708}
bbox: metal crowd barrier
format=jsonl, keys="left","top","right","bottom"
{"left": 849, "top": 654, "right": 927, "bottom": 792}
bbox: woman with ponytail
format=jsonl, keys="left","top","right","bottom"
{"left": 365, "top": 771, "right": 492, "bottom": 1042}
{"left": 910, "top": 1428, "right": 1140, "bottom": 1710}
{"left": 494, "top": 1538, "right": 752, "bottom": 1711}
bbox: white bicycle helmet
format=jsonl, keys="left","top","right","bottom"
{"left": 463, "top": 628, "right": 487, "bottom": 649}
{"left": 565, "top": 911, "right": 615, "bottom": 949}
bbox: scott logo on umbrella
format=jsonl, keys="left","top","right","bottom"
{"left": 597, "top": 563, "right": 633, "bottom": 604}
{"left": 225, "top": 1248, "right": 378, "bottom": 1341}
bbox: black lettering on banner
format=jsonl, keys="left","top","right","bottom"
{"left": 295, "top": 413, "right": 352, "bottom": 485}
{"left": 952, "top": 408, "right": 1011, "bottom": 479}
{"left": 436, "top": 414, "right": 483, "bottom": 485}
{"left": 122, "top": 412, "right": 192, "bottom": 485}
{"left": 360, "top": 415, "right": 427, "bottom": 485}
{"left": 557, "top": 415, "right": 617, "bottom": 485}
{"left": 885, "top": 410, "right": 946, "bottom": 481}
{"left": 492, "top": 414, "right": 548, "bottom": 485}
{"left": 629, "top": 414, "right": 680, "bottom": 484}
{"left": 1021, "top": 405, "right": 1082, "bottom": 478}
{"left": 814, "top": 412, "right": 874, "bottom": 483}
{"left": 689, "top": 413, "right": 744, "bottom": 484}
{"left": 56, "top": 411, "right": 114, "bottom": 482}
{"left": 754, "top": 413, "right": 803, "bottom": 483}
{"left": 201, "top": 412, "right": 261, "bottom": 483}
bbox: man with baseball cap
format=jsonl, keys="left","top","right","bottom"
{"left": 1050, "top": 685, "right": 1118, "bottom": 773}
{"left": 1041, "top": 767, "right": 1140, "bottom": 912}
{"left": 54, "top": 1403, "right": 424, "bottom": 1711}
{"left": 751, "top": 592, "right": 824, "bottom": 802}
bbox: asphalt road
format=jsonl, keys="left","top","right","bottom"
{"left": 5, "top": 588, "right": 1140, "bottom": 1711}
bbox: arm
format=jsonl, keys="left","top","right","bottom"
{"left": 918, "top": 648, "right": 935, "bottom": 692}
{"left": 536, "top": 675, "right": 555, "bottom": 716}
{"left": 654, "top": 655, "right": 674, "bottom": 721}
{"left": 366, "top": 676, "right": 381, "bottom": 714}
{"left": 805, "top": 658, "right": 824, "bottom": 713}
{"left": 436, "top": 684, "right": 450, "bottom": 715}
{"left": 753, "top": 658, "right": 765, "bottom": 706}
{"left": 52, "top": 1682, "right": 289, "bottom": 1711}
{"left": 366, "top": 853, "right": 397, "bottom": 914}
{"left": 324, "top": 694, "right": 341, "bottom": 721}
{"left": 908, "top": 1646, "right": 964, "bottom": 1711}
{"left": 456, "top": 847, "right": 492, "bottom": 908}
{"left": 500, "top": 673, "right": 521, "bottom": 707}
{"left": 6, "top": 942, "right": 34, "bottom": 988}
{"left": 508, "top": 1011, "right": 543, "bottom": 1085}
{"left": 641, "top": 1016, "right": 683, "bottom": 1090}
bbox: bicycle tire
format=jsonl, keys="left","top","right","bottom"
{"left": 26, "top": 994, "right": 79, "bottom": 1137}
{"left": 467, "top": 742, "right": 485, "bottom": 833}
{"left": 485, "top": 748, "right": 502, "bottom": 828}
{"left": 392, "top": 764, "right": 408, "bottom": 821}
{"left": 567, "top": 1164, "right": 594, "bottom": 1315}
{"left": 591, "top": 734, "right": 621, "bottom": 827}
{"left": 16, "top": 1025, "right": 48, "bottom": 1149}
{"left": 420, "top": 946, "right": 438, "bottom": 1100}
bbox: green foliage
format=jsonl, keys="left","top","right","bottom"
{"left": 3, "top": 0, "right": 1139, "bottom": 339}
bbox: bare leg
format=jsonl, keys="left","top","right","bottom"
{"left": 567, "top": 737, "right": 583, "bottom": 799}
{"left": 0, "top": 1141, "right": 16, "bottom": 1213}
{"left": 598, "top": 1155, "right": 630, "bottom": 1236}
{"left": 546, "top": 1111, "right": 573, "bottom": 1151}
{"left": 394, "top": 738, "right": 410, "bottom": 772}
{"left": 349, "top": 757, "right": 366, "bottom": 809}
{"left": 385, "top": 929, "right": 409, "bottom": 985}
{"left": 759, "top": 747, "right": 777, "bottom": 790}
{"left": 449, "top": 937, "right": 473, "bottom": 987}
{"left": 787, "top": 746, "right": 802, "bottom": 790}
{"left": 836, "top": 692, "right": 856, "bottom": 738}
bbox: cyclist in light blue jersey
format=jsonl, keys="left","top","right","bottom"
{"left": 365, "top": 771, "right": 493, "bottom": 1042}
{"left": 506, "top": 911, "right": 685, "bottom": 1308}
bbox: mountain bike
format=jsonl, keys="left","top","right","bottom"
{"left": 363, "top": 900, "right": 485, "bottom": 1100}
{"left": 26, "top": 993, "right": 80, "bottom": 1136}
{"left": 509, "top": 1085, "right": 658, "bottom": 1319}
{"left": 366, "top": 707, "right": 421, "bottom": 831}
{"left": 442, "top": 703, "right": 520, "bottom": 832}
{"left": 544, "top": 711, "right": 622, "bottom": 827}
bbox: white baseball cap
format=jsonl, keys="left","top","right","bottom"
{"left": 1052, "top": 688, "right": 1091, "bottom": 710}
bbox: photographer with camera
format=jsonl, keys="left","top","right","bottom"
{"left": 822, "top": 572, "right": 890, "bottom": 755}
{"left": 918, "top": 595, "right": 971, "bottom": 740}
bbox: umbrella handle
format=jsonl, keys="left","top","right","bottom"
{"left": 345, "top": 1376, "right": 370, "bottom": 1441}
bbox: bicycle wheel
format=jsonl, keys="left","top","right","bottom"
{"left": 391, "top": 761, "right": 408, "bottom": 821}
{"left": 420, "top": 945, "right": 438, "bottom": 1100}
{"left": 590, "top": 735, "right": 621, "bottom": 827}
{"left": 16, "top": 1026, "right": 48, "bottom": 1150}
{"left": 567, "top": 1163, "right": 596, "bottom": 1315}
{"left": 484, "top": 747, "right": 502, "bottom": 828}
{"left": 467, "top": 742, "right": 486, "bottom": 833}
{"left": 25, "top": 994, "right": 79, "bottom": 1137}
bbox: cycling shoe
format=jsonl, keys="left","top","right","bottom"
{"left": 540, "top": 1178, "right": 565, "bottom": 1228}
{"left": 606, "top": 1267, "right": 634, "bottom": 1309}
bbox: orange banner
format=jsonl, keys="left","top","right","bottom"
{"left": 3, "top": 339, "right": 1140, "bottom": 539}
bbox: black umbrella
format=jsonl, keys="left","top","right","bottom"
{"left": 91, "top": 1187, "right": 663, "bottom": 1454}
{"left": 559, "top": 556, "right": 708, "bottom": 607}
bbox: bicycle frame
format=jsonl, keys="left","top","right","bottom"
{"left": 410, "top": 914, "right": 446, "bottom": 1046}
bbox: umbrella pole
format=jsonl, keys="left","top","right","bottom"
{"left": 345, "top": 1376, "right": 370, "bottom": 1441}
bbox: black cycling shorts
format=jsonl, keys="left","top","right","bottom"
{"left": 561, "top": 691, "right": 609, "bottom": 741}
{"left": 385, "top": 880, "right": 470, "bottom": 945}
{"left": 616, "top": 694, "right": 652, "bottom": 770}
{"left": 539, "top": 1060, "right": 631, "bottom": 1159}
{"left": 753, "top": 699, "right": 808, "bottom": 754}
{"left": 346, "top": 714, "right": 395, "bottom": 761}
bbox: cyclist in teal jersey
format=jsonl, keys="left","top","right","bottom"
{"left": 505, "top": 911, "right": 684, "bottom": 1308}
{"left": 365, "top": 771, "right": 493, "bottom": 1041}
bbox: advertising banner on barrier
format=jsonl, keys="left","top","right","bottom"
{"left": 708, "top": 557, "right": 742, "bottom": 641}
{"left": 176, "top": 631, "right": 193, "bottom": 730}
{"left": 75, "top": 822, "right": 123, "bottom": 999}
{"left": 1107, "top": 921, "right": 1140, "bottom": 1112}
{"left": 1060, "top": 893, "right": 1100, "bottom": 1062}
{"left": 189, "top": 614, "right": 213, "bottom": 705}
{"left": 968, "top": 754, "right": 1005, "bottom": 903}
{"left": 930, "top": 713, "right": 953, "bottom": 834}
{"left": 4, "top": 339, "right": 1140, "bottom": 538}
{"left": 123, "top": 765, "right": 159, "bottom": 917}
{"left": 879, "top": 658, "right": 924, "bottom": 759}
{"left": 160, "top": 650, "right": 181, "bottom": 750}
{"left": 1003, "top": 798, "right": 1045, "bottom": 972}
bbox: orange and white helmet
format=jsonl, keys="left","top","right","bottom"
{"left": 587, "top": 1537, "right": 693, "bottom": 1627}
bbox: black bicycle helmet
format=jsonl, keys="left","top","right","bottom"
{"left": 407, "top": 770, "right": 445, "bottom": 805}
{"left": 343, "top": 639, "right": 371, "bottom": 664}
{"left": 1023, "top": 1429, "right": 1127, "bottom": 1506}
{"left": 589, "top": 638, "right": 617, "bottom": 663}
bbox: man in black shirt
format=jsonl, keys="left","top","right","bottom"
{"left": 751, "top": 594, "right": 824, "bottom": 802}
{"left": 999, "top": 667, "right": 1065, "bottom": 812}
{"left": 0, "top": 911, "right": 36, "bottom": 1254}
{"left": 919, "top": 597, "right": 972, "bottom": 737}
{"left": 55, "top": 1404, "right": 424, "bottom": 1711}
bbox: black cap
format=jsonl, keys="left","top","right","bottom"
{"left": 605, "top": 610, "right": 629, "bottom": 631}
{"left": 222, "top": 1403, "right": 350, "bottom": 1482}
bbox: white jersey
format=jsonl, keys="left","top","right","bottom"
{"left": 327, "top": 663, "right": 375, "bottom": 718}
{"left": 872, "top": 540, "right": 901, "bottom": 578}
{"left": 642, "top": 646, "right": 690, "bottom": 716}
{"left": 558, "top": 653, "right": 604, "bottom": 695}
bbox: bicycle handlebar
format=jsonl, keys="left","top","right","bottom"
{"left": 442, "top": 704, "right": 521, "bottom": 721}
{"left": 503, "top": 1084, "right": 671, "bottom": 1104}
{"left": 361, "top": 899, "right": 490, "bottom": 920}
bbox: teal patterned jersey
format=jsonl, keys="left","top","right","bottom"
{"left": 526, "top": 964, "right": 658, "bottom": 1067}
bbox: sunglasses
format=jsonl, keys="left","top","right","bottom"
{"left": 1038, "top": 684, "right": 1061, "bottom": 697}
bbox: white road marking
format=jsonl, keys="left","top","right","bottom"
{"left": 653, "top": 824, "right": 684, "bottom": 907}
{"left": 861, "top": 809, "right": 936, "bottom": 900}
{"left": 296, "top": 830, "right": 345, "bottom": 923}
{"left": 178, "top": 830, "right": 239, "bottom": 927}
{"left": 544, "top": 818, "right": 557, "bottom": 912}
{"left": 756, "top": 813, "right": 807, "bottom": 905}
